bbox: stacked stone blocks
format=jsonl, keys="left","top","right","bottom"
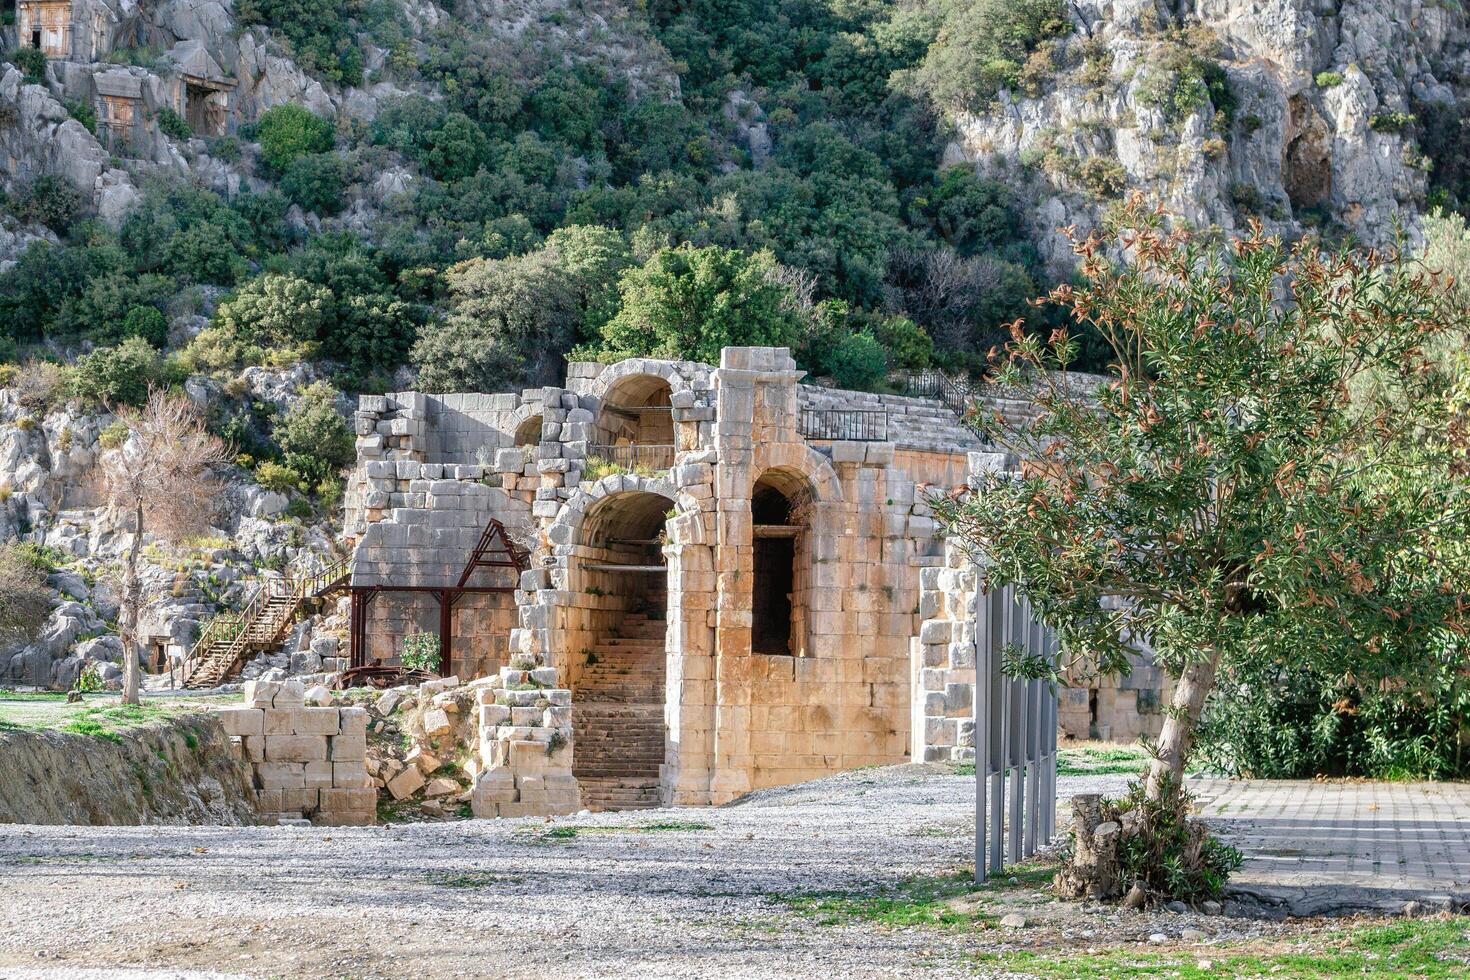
{"left": 216, "top": 680, "right": 374, "bottom": 825}
{"left": 470, "top": 665, "right": 580, "bottom": 817}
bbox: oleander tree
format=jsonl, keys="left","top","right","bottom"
{"left": 934, "top": 198, "right": 1470, "bottom": 805}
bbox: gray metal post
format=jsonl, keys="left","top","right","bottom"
{"left": 990, "top": 587, "right": 1007, "bottom": 873}
{"left": 973, "top": 583, "right": 990, "bottom": 883}
{"left": 1007, "top": 588, "right": 1025, "bottom": 864}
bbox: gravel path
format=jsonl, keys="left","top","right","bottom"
{"left": 0, "top": 766, "right": 1363, "bottom": 979}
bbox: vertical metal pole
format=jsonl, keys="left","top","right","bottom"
{"left": 350, "top": 588, "right": 363, "bottom": 668}
{"left": 989, "top": 588, "right": 1006, "bottom": 874}
{"left": 1007, "top": 589, "right": 1025, "bottom": 865}
{"left": 974, "top": 582, "right": 989, "bottom": 883}
{"left": 1026, "top": 610, "right": 1044, "bottom": 857}
{"left": 1043, "top": 626, "right": 1059, "bottom": 842}
{"left": 1046, "top": 659, "right": 1058, "bottom": 841}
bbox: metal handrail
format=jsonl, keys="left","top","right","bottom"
{"left": 901, "top": 369, "right": 993, "bottom": 446}
{"left": 182, "top": 558, "right": 352, "bottom": 685}
{"left": 798, "top": 408, "right": 889, "bottom": 441}
{"left": 297, "top": 557, "right": 350, "bottom": 599}
{"left": 587, "top": 443, "right": 676, "bottom": 473}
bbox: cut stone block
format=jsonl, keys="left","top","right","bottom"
{"left": 386, "top": 766, "right": 426, "bottom": 800}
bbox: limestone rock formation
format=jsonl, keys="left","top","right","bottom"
{"left": 0, "top": 375, "right": 341, "bottom": 689}
{"left": 0, "top": 66, "right": 140, "bottom": 225}
{"left": 947, "top": 0, "right": 1470, "bottom": 275}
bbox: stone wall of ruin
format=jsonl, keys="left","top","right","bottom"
{"left": 346, "top": 350, "right": 1164, "bottom": 814}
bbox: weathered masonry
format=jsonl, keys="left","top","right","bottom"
{"left": 343, "top": 348, "right": 1165, "bottom": 811}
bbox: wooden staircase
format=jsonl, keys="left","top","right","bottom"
{"left": 573, "top": 611, "right": 667, "bottom": 810}
{"left": 181, "top": 558, "right": 351, "bottom": 689}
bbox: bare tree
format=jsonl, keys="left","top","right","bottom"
{"left": 0, "top": 543, "right": 52, "bottom": 646}
{"left": 97, "top": 389, "right": 228, "bottom": 705}
{"left": 884, "top": 247, "right": 1020, "bottom": 353}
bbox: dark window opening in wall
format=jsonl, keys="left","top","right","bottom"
{"left": 185, "top": 83, "right": 224, "bottom": 136}
{"left": 32, "top": 28, "right": 41, "bottom": 47}
{"left": 753, "top": 536, "right": 794, "bottom": 654}
{"left": 1087, "top": 688, "right": 1099, "bottom": 740}
{"left": 752, "top": 479, "right": 800, "bottom": 656}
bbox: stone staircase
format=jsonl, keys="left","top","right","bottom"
{"left": 573, "top": 611, "right": 667, "bottom": 811}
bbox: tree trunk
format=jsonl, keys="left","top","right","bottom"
{"left": 121, "top": 498, "right": 144, "bottom": 706}
{"left": 1146, "top": 645, "right": 1223, "bottom": 801}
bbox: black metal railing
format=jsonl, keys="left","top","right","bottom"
{"left": 586, "top": 443, "right": 677, "bottom": 473}
{"left": 798, "top": 408, "right": 889, "bottom": 441}
{"left": 903, "top": 368, "right": 975, "bottom": 418}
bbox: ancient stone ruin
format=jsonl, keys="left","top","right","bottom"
{"left": 336, "top": 346, "right": 1168, "bottom": 814}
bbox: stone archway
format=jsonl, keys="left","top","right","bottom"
{"left": 513, "top": 412, "right": 542, "bottom": 447}
{"left": 548, "top": 479, "right": 677, "bottom": 810}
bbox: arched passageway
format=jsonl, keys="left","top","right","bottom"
{"left": 513, "top": 413, "right": 543, "bottom": 448}
{"left": 592, "top": 374, "right": 676, "bottom": 472}
{"left": 563, "top": 489, "right": 672, "bottom": 810}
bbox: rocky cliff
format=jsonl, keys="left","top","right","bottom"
{"left": 947, "top": 0, "right": 1469, "bottom": 274}
{"left": 0, "top": 368, "right": 342, "bottom": 689}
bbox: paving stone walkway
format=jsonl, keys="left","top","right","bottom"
{"left": 1189, "top": 777, "right": 1470, "bottom": 915}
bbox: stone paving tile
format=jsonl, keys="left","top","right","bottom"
{"left": 1188, "top": 777, "right": 1470, "bottom": 914}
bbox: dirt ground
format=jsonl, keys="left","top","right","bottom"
{"left": 0, "top": 764, "right": 1462, "bottom": 979}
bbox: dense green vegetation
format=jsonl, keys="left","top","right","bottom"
{"left": 2, "top": 0, "right": 1098, "bottom": 408}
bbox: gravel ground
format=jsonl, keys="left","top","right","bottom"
{"left": 0, "top": 766, "right": 1386, "bottom": 979}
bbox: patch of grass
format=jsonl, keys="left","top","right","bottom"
{"left": 1057, "top": 743, "right": 1150, "bottom": 776}
{"left": 533, "top": 820, "right": 714, "bottom": 841}
{"left": 59, "top": 719, "right": 124, "bottom": 743}
{"left": 987, "top": 860, "right": 1056, "bottom": 889}
{"left": 772, "top": 869, "right": 997, "bottom": 931}
{"left": 0, "top": 691, "right": 70, "bottom": 702}
{"left": 977, "top": 919, "right": 1470, "bottom": 979}
{"left": 426, "top": 870, "right": 522, "bottom": 888}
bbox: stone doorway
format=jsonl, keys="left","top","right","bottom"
{"left": 564, "top": 489, "right": 672, "bottom": 810}
{"left": 751, "top": 470, "right": 811, "bottom": 657}
{"left": 184, "top": 82, "right": 225, "bottom": 136}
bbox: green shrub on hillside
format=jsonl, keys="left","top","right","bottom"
{"left": 254, "top": 104, "right": 335, "bottom": 171}
{"left": 592, "top": 246, "right": 803, "bottom": 366}
{"left": 120, "top": 305, "right": 169, "bottom": 347}
{"left": 70, "top": 337, "right": 171, "bottom": 407}
{"left": 873, "top": 316, "right": 932, "bottom": 371}
{"left": 254, "top": 459, "right": 305, "bottom": 493}
{"left": 12, "top": 175, "right": 85, "bottom": 234}
{"left": 280, "top": 152, "right": 348, "bottom": 215}
{"left": 825, "top": 331, "right": 888, "bottom": 390}
{"left": 14, "top": 47, "right": 46, "bottom": 83}
{"left": 213, "top": 273, "right": 332, "bottom": 350}
{"left": 275, "top": 381, "right": 354, "bottom": 486}
{"left": 908, "top": 0, "right": 1072, "bottom": 112}
{"left": 237, "top": 0, "right": 365, "bottom": 85}
{"left": 65, "top": 99, "right": 97, "bottom": 135}
{"left": 156, "top": 106, "right": 192, "bottom": 140}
